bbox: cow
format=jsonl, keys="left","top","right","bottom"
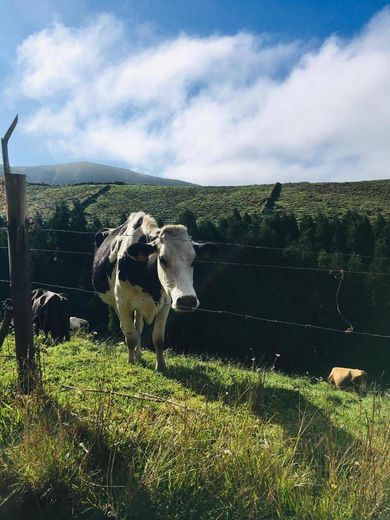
{"left": 92, "top": 211, "right": 218, "bottom": 371}
{"left": 69, "top": 316, "right": 90, "bottom": 334}
{"left": 327, "top": 367, "right": 367, "bottom": 395}
{"left": 32, "top": 288, "right": 70, "bottom": 343}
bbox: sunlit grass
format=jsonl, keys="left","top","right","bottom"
{"left": 8, "top": 180, "right": 390, "bottom": 225}
{"left": 0, "top": 337, "right": 389, "bottom": 519}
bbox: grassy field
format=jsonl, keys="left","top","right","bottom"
{"left": 2, "top": 178, "right": 390, "bottom": 224}
{"left": 277, "top": 180, "right": 390, "bottom": 220}
{"left": 0, "top": 337, "right": 389, "bottom": 519}
{"left": 11, "top": 179, "right": 390, "bottom": 224}
{"left": 86, "top": 184, "right": 271, "bottom": 224}
{"left": 0, "top": 182, "right": 272, "bottom": 223}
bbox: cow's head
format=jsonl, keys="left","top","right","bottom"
{"left": 126, "top": 225, "right": 218, "bottom": 311}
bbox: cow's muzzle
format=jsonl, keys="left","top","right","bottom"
{"left": 173, "top": 295, "right": 198, "bottom": 312}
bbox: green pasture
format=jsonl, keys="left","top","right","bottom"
{"left": 0, "top": 337, "right": 388, "bottom": 519}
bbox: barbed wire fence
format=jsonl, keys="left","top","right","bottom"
{"left": 1, "top": 224, "right": 390, "bottom": 342}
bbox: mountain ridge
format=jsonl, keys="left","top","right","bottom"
{"left": 1, "top": 161, "right": 194, "bottom": 186}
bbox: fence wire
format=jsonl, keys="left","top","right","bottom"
{"left": 1, "top": 278, "right": 390, "bottom": 341}
{"left": 1, "top": 222, "right": 390, "bottom": 342}
{"left": 2, "top": 225, "right": 390, "bottom": 262}
{"left": 1, "top": 245, "right": 390, "bottom": 277}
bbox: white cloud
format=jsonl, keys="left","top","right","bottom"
{"left": 7, "top": 9, "right": 390, "bottom": 184}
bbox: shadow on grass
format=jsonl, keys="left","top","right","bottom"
{"left": 0, "top": 393, "right": 158, "bottom": 520}
{"left": 166, "top": 362, "right": 356, "bottom": 447}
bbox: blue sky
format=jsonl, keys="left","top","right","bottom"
{"left": 1, "top": 0, "right": 390, "bottom": 184}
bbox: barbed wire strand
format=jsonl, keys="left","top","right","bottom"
{"left": 1, "top": 278, "right": 390, "bottom": 340}
{"left": 1, "top": 225, "right": 390, "bottom": 262}
{"left": 197, "top": 260, "right": 390, "bottom": 277}
{"left": 1, "top": 244, "right": 390, "bottom": 278}
{"left": 334, "top": 270, "right": 354, "bottom": 333}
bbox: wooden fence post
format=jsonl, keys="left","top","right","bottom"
{"left": 1, "top": 116, "right": 36, "bottom": 392}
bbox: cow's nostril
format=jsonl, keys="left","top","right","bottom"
{"left": 175, "top": 295, "right": 198, "bottom": 311}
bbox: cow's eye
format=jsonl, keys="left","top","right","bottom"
{"left": 160, "top": 256, "right": 168, "bottom": 267}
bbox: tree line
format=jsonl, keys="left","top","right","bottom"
{"left": 1, "top": 202, "right": 389, "bottom": 381}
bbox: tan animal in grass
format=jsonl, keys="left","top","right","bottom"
{"left": 328, "top": 367, "right": 367, "bottom": 394}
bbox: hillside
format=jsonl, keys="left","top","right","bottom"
{"left": 276, "top": 180, "right": 390, "bottom": 220}
{"left": 1, "top": 183, "right": 270, "bottom": 223}
{"left": 7, "top": 161, "right": 193, "bottom": 186}
{"left": 1, "top": 178, "right": 390, "bottom": 225}
{"left": 0, "top": 338, "right": 388, "bottom": 520}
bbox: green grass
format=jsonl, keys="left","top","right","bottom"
{"left": 276, "top": 180, "right": 390, "bottom": 220}
{"left": 0, "top": 336, "right": 389, "bottom": 519}
{"left": 3, "top": 179, "right": 390, "bottom": 224}
{"left": 25, "top": 184, "right": 108, "bottom": 220}
{"left": 0, "top": 183, "right": 271, "bottom": 224}
{"left": 86, "top": 184, "right": 271, "bottom": 224}
{"left": 16, "top": 180, "right": 390, "bottom": 224}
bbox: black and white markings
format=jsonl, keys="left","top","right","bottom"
{"left": 92, "top": 211, "right": 218, "bottom": 371}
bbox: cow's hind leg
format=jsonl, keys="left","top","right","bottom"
{"left": 117, "top": 301, "right": 139, "bottom": 364}
{"left": 134, "top": 311, "right": 144, "bottom": 361}
{"left": 152, "top": 304, "right": 170, "bottom": 372}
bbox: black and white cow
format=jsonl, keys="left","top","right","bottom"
{"left": 92, "top": 212, "right": 218, "bottom": 371}
{"left": 32, "top": 288, "right": 70, "bottom": 343}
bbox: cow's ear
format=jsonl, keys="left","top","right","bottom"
{"left": 193, "top": 242, "right": 219, "bottom": 260}
{"left": 126, "top": 242, "right": 157, "bottom": 261}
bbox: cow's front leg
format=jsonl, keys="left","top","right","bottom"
{"left": 117, "top": 301, "right": 139, "bottom": 364}
{"left": 134, "top": 310, "right": 144, "bottom": 361}
{"left": 152, "top": 303, "right": 170, "bottom": 372}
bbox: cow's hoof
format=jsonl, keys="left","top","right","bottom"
{"left": 155, "top": 362, "right": 167, "bottom": 373}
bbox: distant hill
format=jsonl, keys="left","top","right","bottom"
{"left": 275, "top": 180, "right": 390, "bottom": 220}
{"left": 1, "top": 178, "right": 390, "bottom": 225}
{"left": 6, "top": 161, "right": 193, "bottom": 186}
{"left": 21, "top": 183, "right": 271, "bottom": 223}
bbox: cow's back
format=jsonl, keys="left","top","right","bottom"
{"left": 92, "top": 223, "right": 127, "bottom": 294}
{"left": 31, "top": 289, "right": 70, "bottom": 341}
{"left": 328, "top": 367, "right": 367, "bottom": 390}
{"left": 92, "top": 213, "right": 161, "bottom": 302}
{"left": 328, "top": 367, "right": 350, "bottom": 388}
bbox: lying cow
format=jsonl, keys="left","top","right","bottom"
{"left": 92, "top": 211, "right": 218, "bottom": 371}
{"left": 32, "top": 288, "right": 70, "bottom": 343}
{"left": 328, "top": 367, "right": 367, "bottom": 395}
{"left": 70, "top": 316, "right": 89, "bottom": 333}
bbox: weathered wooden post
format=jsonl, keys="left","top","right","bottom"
{"left": 1, "top": 116, "right": 36, "bottom": 392}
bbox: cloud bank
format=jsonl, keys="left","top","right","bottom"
{"left": 8, "top": 9, "right": 390, "bottom": 184}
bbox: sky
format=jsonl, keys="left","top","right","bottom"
{"left": 0, "top": 0, "right": 390, "bottom": 185}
